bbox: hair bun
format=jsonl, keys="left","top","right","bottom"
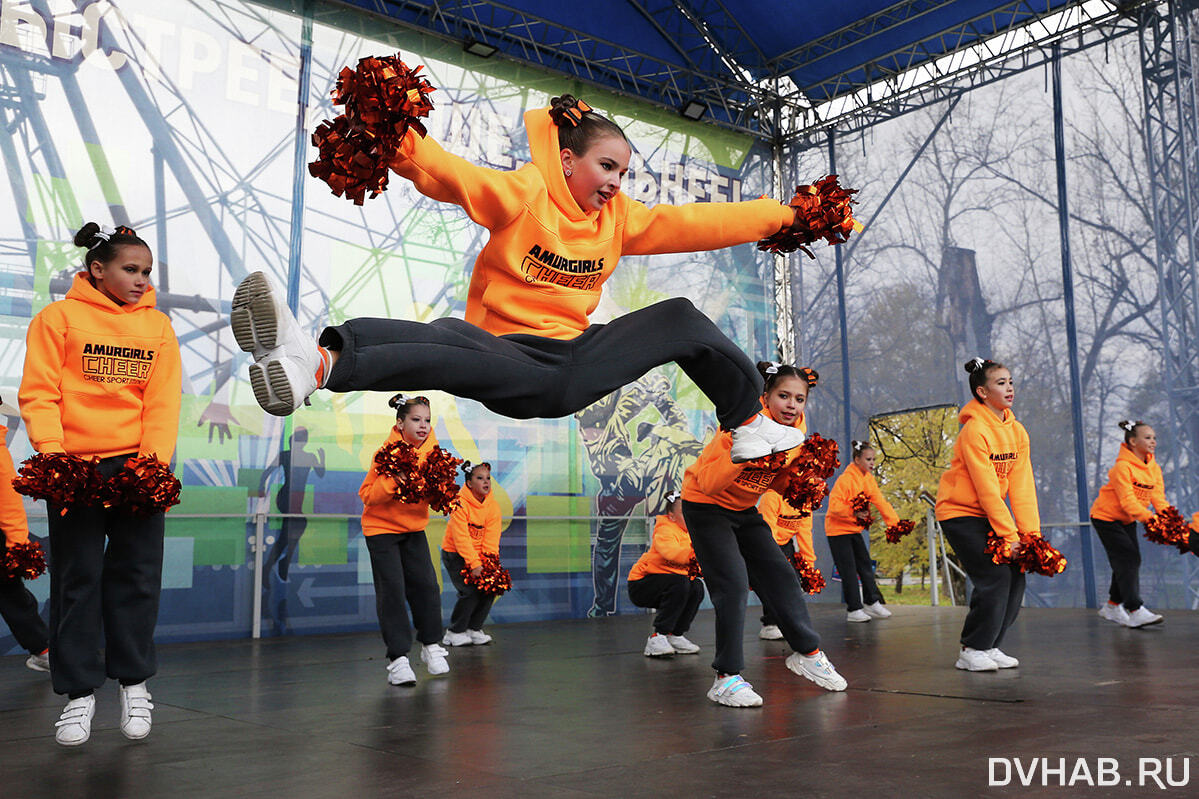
{"left": 74, "top": 221, "right": 102, "bottom": 248}
{"left": 798, "top": 366, "right": 819, "bottom": 387}
{"left": 387, "top": 393, "right": 404, "bottom": 409}
{"left": 1117, "top": 420, "right": 1134, "bottom": 432}
{"left": 964, "top": 357, "right": 986, "bottom": 374}
{"left": 549, "top": 94, "right": 591, "bottom": 128}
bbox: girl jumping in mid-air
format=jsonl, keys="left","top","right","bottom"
{"left": 681, "top": 362, "right": 847, "bottom": 707}
{"left": 232, "top": 94, "right": 813, "bottom": 462}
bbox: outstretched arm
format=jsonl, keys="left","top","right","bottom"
{"left": 622, "top": 196, "right": 794, "bottom": 255}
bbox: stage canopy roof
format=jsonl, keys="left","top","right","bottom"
{"left": 324, "top": 0, "right": 1145, "bottom": 140}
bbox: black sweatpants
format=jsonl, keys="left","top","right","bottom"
{"left": 756, "top": 540, "right": 796, "bottom": 626}
{"left": 827, "top": 532, "right": 884, "bottom": 611}
{"left": 1091, "top": 518, "right": 1143, "bottom": 612}
{"left": 441, "top": 549, "right": 497, "bottom": 633}
{"left": 320, "top": 298, "right": 763, "bottom": 429}
{"left": 365, "top": 531, "right": 443, "bottom": 660}
{"left": 940, "top": 516, "right": 1025, "bottom": 651}
{"left": 683, "top": 500, "right": 820, "bottom": 675}
{"left": 47, "top": 455, "right": 164, "bottom": 698}
{"left": 0, "top": 569, "right": 48, "bottom": 655}
{"left": 627, "top": 572, "right": 705, "bottom": 635}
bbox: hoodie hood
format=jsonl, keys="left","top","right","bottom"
{"left": 958, "top": 401, "right": 1013, "bottom": 428}
{"left": 524, "top": 106, "right": 590, "bottom": 222}
{"left": 65, "top": 271, "right": 158, "bottom": 313}
{"left": 1116, "top": 441, "right": 1155, "bottom": 468}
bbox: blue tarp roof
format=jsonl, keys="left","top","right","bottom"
{"left": 329, "top": 0, "right": 1090, "bottom": 137}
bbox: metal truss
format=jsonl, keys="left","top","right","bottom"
{"left": 324, "top": 0, "right": 785, "bottom": 138}
{"left": 1138, "top": 0, "right": 1199, "bottom": 519}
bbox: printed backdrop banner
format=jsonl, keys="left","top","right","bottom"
{"left": 0, "top": 0, "right": 779, "bottom": 649}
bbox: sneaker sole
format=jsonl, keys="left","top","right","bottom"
{"left": 120, "top": 725, "right": 151, "bottom": 740}
{"left": 231, "top": 271, "right": 280, "bottom": 355}
{"left": 388, "top": 676, "right": 417, "bottom": 686}
{"left": 954, "top": 659, "right": 998, "bottom": 672}
{"left": 56, "top": 731, "right": 90, "bottom": 746}
{"left": 1129, "top": 618, "right": 1164, "bottom": 628}
{"left": 706, "top": 690, "right": 762, "bottom": 707}
{"left": 249, "top": 360, "right": 297, "bottom": 416}
{"left": 788, "top": 660, "right": 848, "bottom": 691}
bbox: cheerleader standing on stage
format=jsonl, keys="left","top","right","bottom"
{"left": 935, "top": 358, "right": 1040, "bottom": 672}
{"left": 682, "top": 362, "right": 847, "bottom": 707}
{"left": 627, "top": 490, "right": 704, "bottom": 657}
{"left": 440, "top": 461, "right": 503, "bottom": 647}
{"left": 1090, "top": 420, "right": 1167, "bottom": 628}
{"left": 755, "top": 488, "right": 815, "bottom": 640}
{"left": 21, "top": 223, "right": 181, "bottom": 745}
{"left": 825, "top": 440, "right": 899, "bottom": 623}
{"left": 233, "top": 95, "right": 809, "bottom": 463}
{"left": 0, "top": 403, "right": 50, "bottom": 674}
{"left": 360, "top": 394, "right": 452, "bottom": 685}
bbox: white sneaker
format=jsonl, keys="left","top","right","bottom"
{"left": 55, "top": 695, "right": 95, "bottom": 746}
{"left": 119, "top": 682, "right": 154, "bottom": 740}
{"left": 442, "top": 630, "right": 472, "bottom": 647}
{"left": 707, "top": 674, "right": 763, "bottom": 707}
{"left": 1125, "top": 606, "right": 1164, "bottom": 628}
{"left": 729, "top": 414, "right": 806, "bottom": 463}
{"left": 231, "top": 271, "right": 326, "bottom": 416}
{"left": 786, "top": 650, "right": 848, "bottom": 691}
{"left": 1098, "top": 603, "right": 1130, "bottom": 625}
{"left": 846, "top": 609, "right": 871, "bottom": 623}
{"left": 758, "top": 624, "right": 784, "bottom": 640}
{"left": 421, "top": 643, "right": 450, "bottom": 675}
{"left": 955, "top": 647, "right": 999, "bottom": 671}
{"left": 387, "top": 656, "right": 416, "bottom": 685}
{"left": 25, "top": 650, "right": 49, "bottom": 672}
{"left": 643, "top": 633, "right": 675, "bottom": 657}
{"left": 863, "top": 601, "right": 892, "bottom": 619}
{"left": 666, "top": 634, "right": 700, "bottom": 654}
{"left": 985, "top": 648, "right": 1019, "bottom": 668}
{"left": 468, "top": 629, "right": 492, "bottom": 645}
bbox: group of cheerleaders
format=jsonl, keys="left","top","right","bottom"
{"left": 2, "top": 89, "right": 1197, "bottom": 745}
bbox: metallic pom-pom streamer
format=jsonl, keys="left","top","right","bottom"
{"left": 884, "top": 520, "right": 915, "bottom": 544}
{"left": 1144, "top": 506, "right": 1191, "bottom": 554}
{"left": 102, "top": 455, "right": 182, "bottom": 517}
{"left": 2, "top": 539, "right": 46, "bottom": 579}
{"left": 13, "top": 453, "right": 104, "bottom": 515}
{"left": 309, "top": 54, "right": 436, "bottom": 205}
{"left": 463, "top": 552, "right": 512, "bottom": 596}
{"left": 686, "top": 556, "right": 703, "bottom": 581}
{"left": 781, "top": 434, "right": 840, "bottom": 517}
{"left": 792, "top": 553, "right": 825, "bottom": 593}
{"left": 851, "top": 491, "right": 874, "bottom": 527}
{"left": 757, "top": 175, "right": 862, "bottom": 258}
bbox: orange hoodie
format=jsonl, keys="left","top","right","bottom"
{"left": 0, "top": 430, "right": 31, "bottom": 547}
{"left": 935, "top": 403, "right": 1039, "bottom": 543}
{"left": 757, "top": 489, "right": 815, "bottom": 563}
{"left": 441, "top": 484, "right": 503, "bottom": 569}
{"left": 1089, "top": 444, "right": 1168, "bottom": 524}
{"left": 628, "top": 513, "right": 695, "bottom": 580}
{"left": 682, "top": 409, "right": 806, "bottom": 511}
{"left": 825, "top": 461, "right": 900, "bottom": 537}
{"left": 359, "top": 428, "right": 441, "bottom": 536}
{"left": 20, "top": 273, "right": 181, "bottom": 462}
{"left": 390, "top": 110, "right": 794, "bottom": 340}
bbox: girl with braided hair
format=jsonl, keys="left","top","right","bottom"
{"left": 233, "top": 93, "right": 809, "bottom": 462}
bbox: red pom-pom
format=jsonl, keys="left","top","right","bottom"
{"left": 851, "top": 491, "right": 874, "bottom": 527}
{"left": 757, "top": 175, "right": 860, "bottom": 258}
{"left": 309, "top": 54, "right": 436, "bottom": 204}
{"left": 374, "top": 440, "right": 463, "bottom": 512}
{"left": 686, "top": 556, "right": 703, "bottom": 580}
{"left": 885, "top": 519, "right": 915, "bottom": 544}
{"left": 1144, "top": 506, "right": 1191, "bottom": 554}
{"left": 1015, "top": 533, "right": 1067, "bottom": 576}
{"left": 2, "top": 539, "right": 46, "bottom": 579}
{"left": 13, "top": 453, "right": 104, "bottom": 514}
{"left": 984, "top": 531, "right": 1015, "bottom": 565}
{"left": 792, "top": 552, "right": 825, "bottom": 593}
{"left": 422, "top": 446, "right": 464, "bottom": 515}
{"left": 102, "top": 455, "right": 182, "bottom": 517}
{"left": 463, "top": 552, "right": 512, "bottom": 596}
{"left": 374, "top": 440, "right": 426, "bottom": 503}
{"left": 780, "top": 434, "right": 840, "bottom": 517}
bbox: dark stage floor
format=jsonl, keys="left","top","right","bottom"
{"left": 2, "top": 604, "right": 1197, "bottom": 798}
